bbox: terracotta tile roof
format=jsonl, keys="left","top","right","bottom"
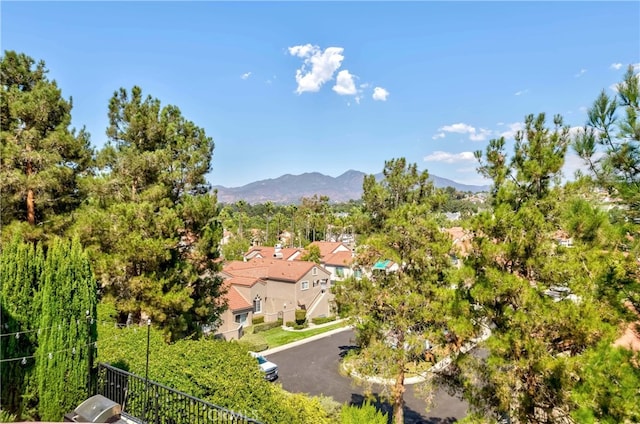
{"left": 224, "top": 257, "right": 325, "bottom": 282}
{"left": 309, "top": 241, "right": 347, "bottom": 258}
{"left": 225, "top": 275, "right": 263, "bottom": 287}
{"left": 223, "top": 261, "right": 269, "bottom": 279}
{"left": 223, "top": 282, "right": 252, "bottom": 311}
{"left": 245, "top": 246, "right": 301, "bottom": 261}
{"left": 444, "top": 226, "right": 473, "bottom": 257}
{"left": 324, "top": 250, "right": 354, "bottom": 266}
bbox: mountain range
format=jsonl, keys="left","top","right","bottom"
{"left": 212, "top": 170, "right": 489, "bottom": 205}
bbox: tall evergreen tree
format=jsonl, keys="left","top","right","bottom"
{"left": 0, "top": 51, "right": 92, "bottom": 234}
{"left": 455, "top": 113, "right": 624, "bottom": 422}
{"left": 35, "top": 237, "right": 97, "bottom": 421}
{"left": 572, "top": 65, "right": 640, "bottom": 220}
{"left": 74, "top": 86, "right": 225, "bottom": 340}
{"left": 0, "top": 236, "right": 43, "bottom": 417}
{"left": 335, "top": 158, "right": 474, "bottom": 424}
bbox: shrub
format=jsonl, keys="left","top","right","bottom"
{"left": 252, "top": 316, "right": 264, "bottom": 325}
{"left": 341, "top": 401, "right": 388, "bottom": 424}
{"left": 285, "top": 321, "right": 296, "bottom": 328}
{"left": 253, "top": 319, "right": 283, "bottom": 333}
{"left": 295, "top": 309, "right": 307, "bottom": 325}
{"left": 97, "top": 318, "right": 332, "bottom": 423}
{"left": 312, "top": 316, "right": 337, "bottom": 325}
{"left": 315, "top": 395, "right": 342, "bottom": 422}
{"left": 237, "top": 333, "right": 268, "bottom": 352}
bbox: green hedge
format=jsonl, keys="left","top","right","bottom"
{"left": 312, "top": 316, "right": 337, "bottom": 325}
{"left": 237, "top": 333, "right": 268, "bottom": 352}
{"left": 252, "top": 316, "right": 265, "bottom": 325}
{"left": 97, "top": 316, "right": 332, "bottom": 424}
{"left": 286, "top": 321, "right": 308, "bottom": 330}
{"left": 253, "top": 319, "right": 283, "bottom": 333}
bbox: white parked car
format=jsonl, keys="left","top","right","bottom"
{"left": 249, "top": 352, "right": 278, "bottom": 381}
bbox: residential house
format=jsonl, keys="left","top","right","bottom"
{"left": 444, "top": 226, "right": 473, "bottom": 267}
{"left": 307, "top": 241, "right": 354, "bottom": 283}
{"left": 553, "top": 230, "right": 573, "bottom": 248}
{"left": 214, "top": 276, "right": 264, "bottom": 340}
{"left": 372, "top": 259, "right": 400, "bottom": 273}
{"left": 215, "top": 257, "right": 333, "bottom": 340}
{"left": 244, "top": 244, "right": 302, "bottom": 261}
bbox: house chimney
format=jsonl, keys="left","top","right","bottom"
{"left": 273, "top": 243, "right": 283, "bottom": 259}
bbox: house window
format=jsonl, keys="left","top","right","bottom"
{"left": 313, "top": 280, "right": 319, "bottom": 287}
{"left": 312, "top": 267, "right": 318, "bottom": 276}
{"left": 234, "top": 313, "right": 248, "bottom": 325}
{"left": 336, "top": 267, "right": 344, "bottom": 278}
{"left": 301, "top": 280, "right": 309, "bottom": 290}
{"left": 253, "top": 296, "right": 262, "bottom": 314}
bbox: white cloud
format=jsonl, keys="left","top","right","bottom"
{"left": 288, "top": 44, "right": 316, "bottom": 58}
{"left": 424, "top": 151, "right": 476, "bottom": 164}
{"left": 241, "top": 72, "right": 252, "bottom": 80}
{"left": 436, "top": 123, "right": 492, "bottom": 141}
{"left": 440, "top": 123, "right": 476, "bottom": 134}
{"left": 609, "top": 83, "right": 619, "bottom": 93}
{"left": 514, "top": 89, "right": 529, "bottom": 96}
{"left": 333, "top": 70, "right": 357, "bottom": 95}
{"left": 575, "top": 68, "right": 587, "bottom": 78}
{"left": 610, "top": 63, "right": 640, "bottom": 73}
{"left": 288, "top": 44, "right": 345, "bottom": 94}
{"left": 499, "top": 122, "right": 524, "bottom": 139}
{"left": 469, "top": 128, "right": 492, "bottom": 141}
{"left": 372, "top": 86, "right": 389, "bottom": 101}
{"left": 568, "top": 126, "right": 585, "bottom": 138}
{"left": 360, "top": 83, "right": 369, "bottom": 89}
{"left": 432, "top": 132, "right": 445, "bottom": 140}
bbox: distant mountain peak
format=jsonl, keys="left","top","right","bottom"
{"left": 212, "top": 170, "right": 488, "bottom": 205}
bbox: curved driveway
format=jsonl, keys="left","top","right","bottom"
{"left": 266, "top": 328, "right": 468, "bottom": 424}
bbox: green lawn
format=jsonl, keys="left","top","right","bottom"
{"left": 262, "top": 321, "right": 349, "bottom": 348}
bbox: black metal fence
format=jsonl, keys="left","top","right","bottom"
{"left": 96, "top": 363, "right": 263, "bottom": 424}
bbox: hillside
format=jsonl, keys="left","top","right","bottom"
{"left": 212, "top": 170, "right": 489, "bottom": 204}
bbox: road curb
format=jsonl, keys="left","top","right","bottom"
{"left": 261, "top": 325, "right": 353, "bottom": 356}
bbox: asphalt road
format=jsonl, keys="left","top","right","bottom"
{"left": 267, "top": 329, "right": 468, "bottom": 424}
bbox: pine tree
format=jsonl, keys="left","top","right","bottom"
{"left": 335, "top": 158, "right": 475, "bottom": 424}
{"left": 74, "top": 86, "right": 224, "bottom": 340}
{"left": 0, "top": 51, "right": 92, "bottom": 234}
{"left": 457, "top": 113, "right": 624, "bottom": 422}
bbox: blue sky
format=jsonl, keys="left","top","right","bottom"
{"left": 2, "top": 1, "right": 639, "bottom": 188}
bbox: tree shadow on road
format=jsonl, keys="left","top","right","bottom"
{"left": 338, "top": 344, "right": 360, "bottom": 358}
{"left": 349, "top": 393, "right": 460, "bottom": 424}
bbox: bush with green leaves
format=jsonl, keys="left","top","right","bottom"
{"left": 252, "top": 316, "right": 265, "bottom": 325}
{"left": 237, "top": 333, "right": 269, "bottom": 352}
{"left": 341, "top": 401, "right": 388, "bottom": 424}
{"left": 295, "top": 309, "right": 307, "bottom": 325}
{"left": 312, "top": 316, "right": 337, "bottom": 325}
{"left": 98, "top": 320, "right": 332, "bottom": 423}
{"left": 253, "top": 319, "right": 283, "bottom": 333}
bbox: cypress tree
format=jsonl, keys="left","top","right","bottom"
{"left": 0, "top": 235, "right": 42, "bottom": 416}
{"left": 35, "top": 237, "right": 97, "bottom": 421}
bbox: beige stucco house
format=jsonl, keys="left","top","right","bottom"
{"left": 308, "top": 241, "right": 355, "bottom": 283}
{"left": 214, "top": 257, "right": 333, "bottom": 340}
